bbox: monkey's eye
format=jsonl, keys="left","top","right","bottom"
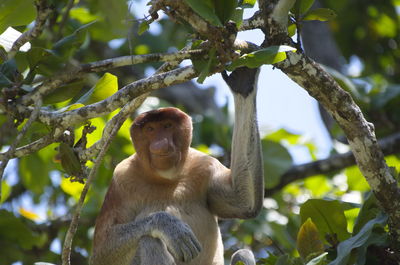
{"left": 146, "top": 126, "right": 154, "bottom": 132}
{"left": 164, "top": 123, "right": 172, "bottom": 129}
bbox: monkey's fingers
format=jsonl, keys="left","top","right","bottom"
{"left": 180, "top": 233, "right": 202, "bottom": 261}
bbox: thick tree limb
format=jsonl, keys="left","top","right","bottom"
{"left": 12, "top": 66, "right": 197, "bottom": 127}
{"left": 260, "top": 0, "right": 400, "bottom": 248}
{"left": 266, "top": 132, "right": 400, "bottom": 195}
{"left": 239, "top": 12, "right": 265, "bottom": 31}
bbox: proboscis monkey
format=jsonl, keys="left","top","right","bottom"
{"left": 90, "top": 67, "right": 264, "bottom": 265}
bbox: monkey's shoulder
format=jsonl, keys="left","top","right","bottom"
{"left": 183, "top": 148, "right": 228, "bottom": 179}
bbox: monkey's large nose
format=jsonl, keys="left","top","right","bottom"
{"left": 149, "top": 138, "right": 170, "bottom": 155}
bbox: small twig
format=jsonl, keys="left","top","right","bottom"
{"left": 61, "top": 93, "right": 148, "bottom": 265}
{"left": 0, "top": 132, "right": 58, "bottom": 160}
{"left": 58, "top": 0, "right": 75, "bottom": 38}
{"left": 9, "top": 0, "right": 51, "bottom": 58}
{"left": 0, "top": 98, "right": 43, "bottom": 200}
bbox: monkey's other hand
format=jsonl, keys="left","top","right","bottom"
{"left": 222, "top": 67, "right": 259, "bottom": 97}
{"left": 147, "top": 212, "right": 202, "bottom": 263}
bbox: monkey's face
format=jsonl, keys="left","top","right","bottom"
{"left": 131, "top": 107, "right": 192, "bottom": 176}
{"left": 142, "top": 120, "right": 181, "bottom": 171}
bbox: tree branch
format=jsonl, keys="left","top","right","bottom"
{"left": 0, "top": 98, "right": 42, "bottom": 199}
{"left": 239, "top": 11, "right": 265, "bottom": 31}
{"left": 19, "top": 49, "right": 205, "bottom": 106}
{"left": 0, "top": 132, "right": 58, "bottom": 160}
{"left": 266, "top": 132, "right": 400, "bottom": 195}
{"left": 61, "top": 47, "right": 194, "bottom": 262}
{"left": 9, "top": 0, "right": 52, "bottom": 58}
{"left": 61, "top": 93, "right": 147, "bottom": 265}
{"left": 260, "top": 0, "right": 400, "bottom": 248}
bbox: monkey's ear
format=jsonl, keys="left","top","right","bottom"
{"left": 221, "top": 67, "right": 259, "bottom": 97}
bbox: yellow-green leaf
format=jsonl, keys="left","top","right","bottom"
{"left": 60, "top": 177, "right": 84, "bottom": 201}
{"left": 77, "top": 72, "right": 118, "bottom": 105}
{"left": 297, "top": 218, "right": 324, "bottom": 261}
{"left": 0, "top": 181, "right": 11, "bottom": 204}
{"left": 226, "top": 46, "right": 296, "bottom": 71}
{"left": 138, "top": 21, "right": 150, "bottom": 35}
{"left": 240, "top": 0, "right": 256, "bottom": 8}
{"left": 19, "top": 208, "right": 40, "bottom": 221}
{"left": 303, "top": 8, "right": 337, "bottom": 21}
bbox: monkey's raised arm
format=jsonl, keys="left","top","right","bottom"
{"left": 207, "top": 67, "right": 264, "bottom": 219}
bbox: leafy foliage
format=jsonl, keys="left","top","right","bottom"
{"left": 0, "top": 0, "right": 399, "bottom": 264}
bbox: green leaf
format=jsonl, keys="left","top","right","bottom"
{"left": 43, "top": 80, "right": 85, "bottom": 104}
{"left": 53, "top": 21, "right": 96, "bottom": 59}
{"left": 300, "top": 199, "right": 351, "bottom": 243}
{"left": 303, "top": 8, "right": 337, "bottom": 21}
{"left": 214, "top": 0, "right": 237, "bottom": 24}
{"left": 0, "top": 0, "right": 36, "bottom": 32}
{"left": 59, "top": 143, "right": 82, "bottom": 177}
{"left": 306, "top": 252, "right": 328, "bottom": 265}
{"left": 226, "top": 46, "right": 296, "bottom": 71}
{"left": 0, "top": 210, "right": 42, "bottom": 249}
{"left": 297, "top": 218, "right": 325, "bottom": 261}
{"left": 19, "top": 153, "right": 49, "bottom": 194}
{"left": 288, "top": 23, "right": 297, "bottom": 37}
{"left": 18, "top": 121, "right": 50, "bottom": 145}
{"left": 0, "top": 59, "right": 18, "bottom": 86}
{"left": 69, "top": 7, "right": 99, "bottom": 24}
{"left": 183, "top": 0, "right": 223, "bottom": 26}
{"left": 292, "top": 0, "right": 315, "bottom": 16}
{"left": 352, "top": 193, "right": 380, "bottom": 234}
{"left": 328, "top": 213, "right": 387, "bottom": 265}
{"left": 77, "top": 72, "right": 118, "bottom": 104}
{"left": 266, "top": 128, "right": 301, "bottom": 145}
{"left": 262, "top": 139, "right": 293, "bottom": 188}
{"left": 0, "top": 181, "right": 11, "bottom": 204}
{"left": 240, "top": 0, "right": 256, "bottom": 8}
{"left": 26, "top": 47, "right": 64, "bottom": 76}
{"left": 304, "top": 176, "right": 332, "bottom": 197}
{"left": 195, "top": 48, "right": 217, "bottom": 84}
{"left": 230, "top": 8, "right": 244, "bottom": 28}
{"left": 138, "top": 20, "right": 150, "bottom": 35}
{"left": 355, "top": 231, "right": 388, "bottom": 265}
{"left": 345, "top": 165, "right": 370, "bottom": 192}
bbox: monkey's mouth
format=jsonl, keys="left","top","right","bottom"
{"left": 151, "top": 153, "right": 173, "bottom": 157}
